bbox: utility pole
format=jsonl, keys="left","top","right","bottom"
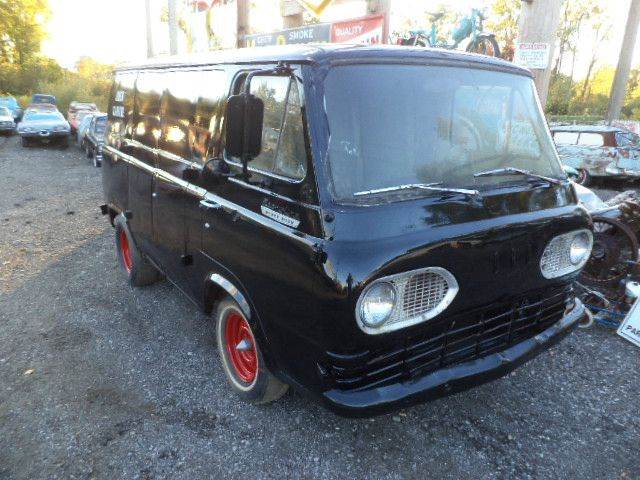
{"left": 145, "top": 0, "right": 154, "bottom": 58}
{"left": 282, "top": 0, "right": 304, "bottom": 29}
{"left": 366, "top": 0, "right": 391, "bottom": 42}
{"left": 237, "top": 0, "right": 250, "bottom": 48}
{"left": 606, "top": 0, "right": 640, "bottom": 123}
{"left": 168, "top": 0, "right": 178, "bottom": 55}
{"left": 517, "top": 0, "right": 563, "bottom": 107}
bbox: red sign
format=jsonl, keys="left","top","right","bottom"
{"left": 331, "top": 14, "right": 385, "bottom": 45}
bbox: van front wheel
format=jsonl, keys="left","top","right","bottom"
{"left": 114, "top": 215, "right": 162, "bottom": 287}
{"left": 215, "top": 299, "right": 288, "bottom": 404}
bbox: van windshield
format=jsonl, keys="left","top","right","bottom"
{"left": 323, "top": 65, "right": 564, "bottom": 202}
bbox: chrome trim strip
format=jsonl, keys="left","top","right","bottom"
{"left": 209, "top": 273, "right": 251, "bottom": 319}
{"left": 224, "top": 156, "right": 306, "bottom": 184}
{"left": 104, "top": 145, "right": 320, "bottom": 247}
{"left": 123, "top": 138, "right": 204, "bottom": 172}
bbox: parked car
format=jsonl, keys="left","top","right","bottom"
{"left": 68, "top": 101, "right": 97, "bottom": 133}
{"left": 551, "top": 125, "right": 640, "bottom": 186}
{"left": 77, "top": 112, "right": 96, "bottom": 145}
{"left": 84, "top": 113, "right": 107, "bottom": 167}
{"left": 74, "top": 110, "right": 97, "bottom": 139}
{"left": 0, "top": 96, "right": 22, "bottom": 121}
{"left": 0, "top": 106, "right": 16, "bottom": 134}
{"left": 31, "top": 93, "right": 57, "bottom": 105}
{"left": 101, "top": 45, "right": 591, "bottom": 417}
{"left": 17, "top": 110, "right": 70, "bottom": 147}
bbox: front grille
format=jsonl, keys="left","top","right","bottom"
{"left": 402, "top": 272, "right": 449, "bottom": 318}
{"left": 324, "top": 285, "right": 572, "bottom": 392}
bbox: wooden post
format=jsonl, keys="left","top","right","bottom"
{"left": 606, "top": 0, "right": 640, "bottom": 123}
{"left": 282, "top": 0, "right": 304, "bottom": 29}
{"left": 366, "top": 0, "right": 391, "bottom": 43}
{"left": 145, "top": 0, "right": 154, "bottom": 58}
{"left": 168, "top": 0, "right": 178, "bottom": 55}
{"left": 237, "top": 0, "right": 250, "bottom": 48}
{"left": 517, "top": 0, "right": 563, "bottom": 107}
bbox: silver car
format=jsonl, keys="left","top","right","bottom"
{"left": 0, "top": 106, "right": 16, "bottom": 134}
{"left": 551, "top": 125, "right": 640, "bottom": 185}
{"left": 17, "top": 110, "right": 71, "bottom": 148}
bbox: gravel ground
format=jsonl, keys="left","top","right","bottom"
{"left": 1, "top": 135, "right": 639, "bottom": 480}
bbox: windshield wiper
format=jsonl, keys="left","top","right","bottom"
{"left": 353, "top": 182, "right": 480, "bottom": 197}
{"left": 473, "top": 167, "right": 562, "bottom": 185}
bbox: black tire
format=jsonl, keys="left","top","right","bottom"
{"left": 577, "top": 169, "right": 591, "bottom": 186}
{"left": 86, "top": 143, "right": 92, "bottom": 158}
{"left": 21, "top": 137, "right": 30, "bottom": 147}
{"left": 467, "top": 34, "right": 501, "bottom": 57}
{"left": 215, "top": 298, "right": 288, "bottom": 405}
{"left": 59, "top": 137, "right": 69, "bottom": 149}
{"left": 114, "top": 214, "right": 163, "bottom": 287}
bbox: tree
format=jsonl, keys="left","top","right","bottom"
{"left": 485, "top": 0, "right": 520, "bottom": 61}
{"left": 0, "top": 0, "right": 50, "bottom": 65}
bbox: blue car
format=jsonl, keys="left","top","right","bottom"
{"left": 0, "top": 96, "right": 23, "bottom": 121}
{"left": 31, "top": 93, "right": 56, "bottom": 106}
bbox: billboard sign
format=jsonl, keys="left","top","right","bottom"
{"left": 245, "top": 23, "right": 331, "bottom": 47}
{"left": 331, "top": 14, "right": 384, "bottom": 44}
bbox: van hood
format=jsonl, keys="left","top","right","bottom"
{"left": 320, "top": 183, "right": 590, "bottom": 340}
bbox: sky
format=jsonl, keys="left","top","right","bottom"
{"left": 42, "top": 0, "right": 640, "bottom": 78}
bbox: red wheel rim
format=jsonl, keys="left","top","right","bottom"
{"left": 225, "top": 311, "right": 258, "bottom": 383}
{"left": 119, "top": 230, "right": 133, "bottom": 274}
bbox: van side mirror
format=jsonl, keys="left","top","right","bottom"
{"left": 225, "top": 93, "right": 264, "bottom": 160}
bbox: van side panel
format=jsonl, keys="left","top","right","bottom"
{"left": 104, "top": 72, "right": 136, "bottom": 213}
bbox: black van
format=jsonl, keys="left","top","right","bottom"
{"left": 101, "top": 44, "right": 592, "bottom": 417}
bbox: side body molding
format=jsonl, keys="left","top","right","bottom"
{"left": 209, "top": 273, "right": 252, "bottom": 319}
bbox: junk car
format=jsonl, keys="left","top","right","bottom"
{"left": 84, "top": 113, "right": 107, "bottom": 167}
{"left": 100, "top": 45, "right": 592, "bottom": 416}
{"left": 551, "top": 125, "right": 640, "bottom": 186}
{"left": 0, "top": 96, "right": 22, "bottom": 121}
{"left": 68, "top": 101, "right": 98, "bottom": 133}
{"left": 17, "top": 110, "right": 70, "bottom": 147}
{"left": 0, "top": 106, "right": 16, "bottom": 134}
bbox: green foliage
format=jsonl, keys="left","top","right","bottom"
{"left": 0, "top": 0, "right": 50, "bottom": 64}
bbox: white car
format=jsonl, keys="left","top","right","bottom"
{"left": 0, "top": 106, "right": 16, "bottom": 134}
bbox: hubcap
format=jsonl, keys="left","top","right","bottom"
{"left": 119, "top": 230, "right": 133, "bottom": 274}
{"left": 225, "top": 311, "right": 258, "bottom": 383}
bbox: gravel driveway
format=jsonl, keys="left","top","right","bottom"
{"left": 1, "top": 135, "right": 639, "bottom": 480}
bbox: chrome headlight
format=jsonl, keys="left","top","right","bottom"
{"left": 356, "top": 267, "right": 459, "bottom": 335}
{"left": 358, "top": 282, "right": 396, "bottom": 328}
{"left": 540, "top": 229, "right": 593, "bottom": 279}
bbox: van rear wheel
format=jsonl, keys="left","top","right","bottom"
{"left": 215, "top": 298, "right": 288, "bottom": 404}
{"left": 114, "top": 215, "right": 162, "bottom": 287}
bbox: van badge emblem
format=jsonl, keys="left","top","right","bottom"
{"left": 260, "top": 205, "right": 301, "bottom": 228}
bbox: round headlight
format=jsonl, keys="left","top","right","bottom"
{"left": 359, "top": 282, "right": 396, "bottom": 328}
{"left": 570, "top": 232, "right": 591, "bottom": 265}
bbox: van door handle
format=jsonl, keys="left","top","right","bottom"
{"left": 199, "top": 199, "right": 222, "bottom": 210}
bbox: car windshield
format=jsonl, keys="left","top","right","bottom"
{"left": 0, "top": 107, "right": 11, "bottom": 117}
{"left": 25, "top": 113, "right": 63, "bottom": 122}
{"left": 323, "top": 65, "right": 564, "bottom": 202}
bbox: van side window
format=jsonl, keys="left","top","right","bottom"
{"left": 161, "top": 70, "right": 196, "bottom": 158}
{"left": 135, "top": 72, "right": 163, "bottom": 146}
{"left": 194, "top": 70, "right": 227, "bottom": 160}
{"left": 229, "top": 75, "right": 307, "bottom": 181}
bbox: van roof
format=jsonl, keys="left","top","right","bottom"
{"left": 116, "top": 43, "right": 531, "bottom": 77}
